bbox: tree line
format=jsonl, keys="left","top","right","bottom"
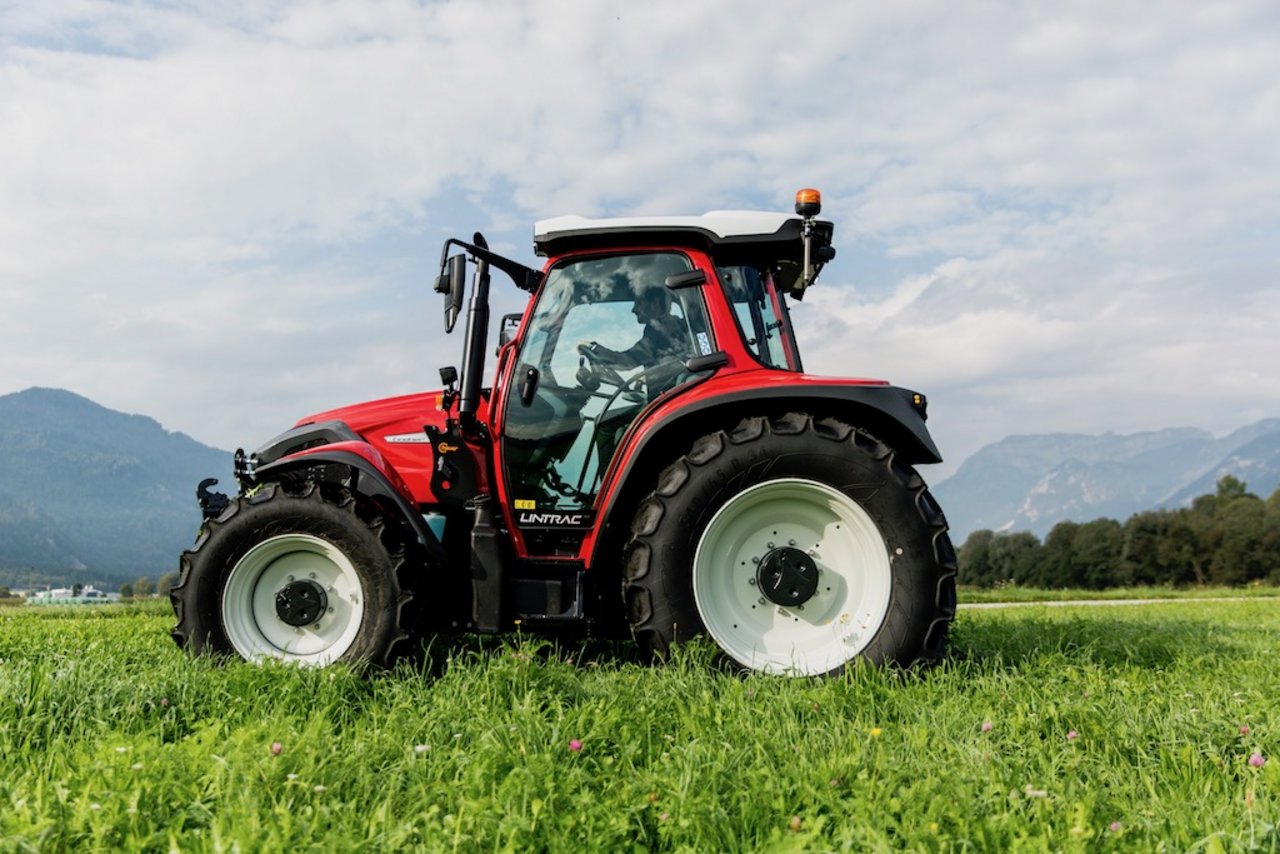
{"left": 959, "top": 476, "right": 1280, "bottom": 588}
{"left": 120, "top": 572, "right": 180, "bottom": 599}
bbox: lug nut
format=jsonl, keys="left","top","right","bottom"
{"left": 748, "top": 578, "right": 757, "bottom": 586}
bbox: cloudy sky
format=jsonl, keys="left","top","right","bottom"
{"left": 2, "top": 0, "right": 1277, "bottom": 479}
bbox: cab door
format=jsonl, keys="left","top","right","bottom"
{"left": 498, "top": 251, "right": 713, "bottom": 552}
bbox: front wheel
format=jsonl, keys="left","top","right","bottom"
{"left": 171, "top": 482, "right": 417, "bottom": 667}
{"left": 622, "top": 413, "right": 956, "bottom": 676}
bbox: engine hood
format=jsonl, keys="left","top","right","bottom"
{"left": 299, "top": 391, "right": 444, "bottom": 439}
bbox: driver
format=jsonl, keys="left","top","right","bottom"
{"left": 577, "top": 286, "right": 687, "bottom": 371}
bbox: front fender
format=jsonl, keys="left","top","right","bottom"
{"left": 253, "top": 442, "right": 447, "bottom": 568}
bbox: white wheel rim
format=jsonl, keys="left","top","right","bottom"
{"left": 221, "top": 534, "right": 365, "bottom": 666}
{"left": 693, "top": 478, "right": 892, "bottom": 676}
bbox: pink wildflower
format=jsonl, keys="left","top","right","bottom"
{"left": 1239, "top": 725, "right": 1251, "bottom": 735}
{"left": 1248, "top": 753, "right": 1266, "bottom": 768}
{"left": 1109, "top": 821, "right": 1122, "bottom": 832}
{"left": 568, "top": 739, "right": 583, "bottom": 753}
{"left": 1066, "top": 730, "right": 1079, "bottom": 741}
{"left": 270, "top": 741, "right": 283, "bottom": 756}
{"left": 981, "top": 721, "right": 993, "bottom": 733}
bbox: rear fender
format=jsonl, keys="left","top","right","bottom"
{"left": 586, "top": 382, "right": 941, "bottom": 566}
{"left": 253, "top": 441, "right": 448, "bottom": 568}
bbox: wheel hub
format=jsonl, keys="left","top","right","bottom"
{"left": 274, "top": 579, "right": 328, "bottom": 627}
{"left": 756, "top": 546, "right": 820, "bottom": 607}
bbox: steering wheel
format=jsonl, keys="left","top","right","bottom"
{"left": 577, "top": 343, "right": 627, "bottom": 390}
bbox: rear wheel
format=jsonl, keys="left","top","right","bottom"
{"left": 622, "top": 413, "right": 956, "bottom": 676}
{"left": 171, "top": 481, "right": 417, "bottom": 667}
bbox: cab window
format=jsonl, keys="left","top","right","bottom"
{"left": 717, "top": 265, "right": 801, "bottom": 371}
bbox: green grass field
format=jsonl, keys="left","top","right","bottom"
{"left": 958, "top": 584, "right": 1280, "bottom": 604}
{"left": 1, "top": 596, "right": 1276, "bottom": 851}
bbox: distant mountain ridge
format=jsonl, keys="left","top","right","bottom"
{"left": 933, "top": 419, "right": 1280, "bottom": 540}
{"left": 0, "top": 387, "right": 232, "bottom": 586}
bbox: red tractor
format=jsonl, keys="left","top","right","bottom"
{"left": 172, "top": 190, "right": 956, "bottom": 676}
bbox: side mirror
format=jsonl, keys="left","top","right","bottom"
{"left": 498, "top": 312, "right": 522, "bottom": 349}
{"left": 434, "top": 253, "right": 468, "bottom": 333}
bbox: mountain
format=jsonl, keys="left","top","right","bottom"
{"left": 0, "top": 387, "right": 233, "bottom": 587}
{"left": 933, "top": 419, "right": 1280, "bottom": 540}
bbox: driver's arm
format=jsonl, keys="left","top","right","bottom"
{"left": 579, "top": 340, "right": 640, "bottom": 370}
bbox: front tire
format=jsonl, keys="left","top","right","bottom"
{"left": 171, "top": 482, "right": 416, "bottom": 667}
{"left": 622, "top": 413, "right": 956, "bottom": 676}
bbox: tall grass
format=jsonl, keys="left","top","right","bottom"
{"left": 0, "top": 597, "right": 1276, "bottom": 850}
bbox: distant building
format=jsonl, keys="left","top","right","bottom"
{"left": 25, "top": 585, "right": 121, "bottom": 605}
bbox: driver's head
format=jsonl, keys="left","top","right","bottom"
{"left": 632, "top": 286, "right": 671, "bottom": 323}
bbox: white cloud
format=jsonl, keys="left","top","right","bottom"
{"left": 0, "top": 0, "right": 1277, "bottom": 475}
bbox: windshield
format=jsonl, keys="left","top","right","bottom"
{"left": 717, "top": 265, "right": 801, "bottom": 371}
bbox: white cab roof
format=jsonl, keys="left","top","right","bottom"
{"left": 532, "top": 209, "right": 832, "bottom": 257}
{"left": 535, "top": 211, "right": 798, "bottom": 242}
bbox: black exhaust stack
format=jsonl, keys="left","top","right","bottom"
{"left": 458, "top": 232, "right": 491, "bottom": 431}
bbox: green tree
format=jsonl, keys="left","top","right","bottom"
{"left": 119, "top": 582, "right": 134, "bottom": 599}
{"left": 1216, "top": 474, "right": 1250, "bottom": 502}
{"left": 1209, "top": 489, "right": 1266, "bottom": 584}
{"left": 1037, "top": 520, "right": 1121, "bottom": 589}
{"left": 993, "top": 532, "right": 1043, "bottom": 587}
{"left": 156, "top": 572, "right": 180, "bottom": 598}
{"left": 1159, "top": 509, "right": 1208, "bottom": 585}
{"left": 1265, "top": 489, "right": 1280, "bottom": 583}
{"left": 1120, "top": 510, "right": 1172, "bottom": 586}
{"left": 1073, "top": 519, "right": 1123, "bottom": 589}
{"left": 958, "top": 530, "right": 998, "bottom": 587}
{"left": 1040, "top": 522, "right": 1081, "bottom": 588}
{"left": 134, "top": 577, "right": 155, "bottom": 598}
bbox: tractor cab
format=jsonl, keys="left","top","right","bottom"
{"left": 494, "top": 200, "right": 837, "bottom": 529}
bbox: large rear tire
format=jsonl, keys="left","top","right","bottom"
{"left": 170, "top": 481, "right": 417, "bottom": 667}
{"left": 622, "top": 413, "right": 956, "bottom": 676}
